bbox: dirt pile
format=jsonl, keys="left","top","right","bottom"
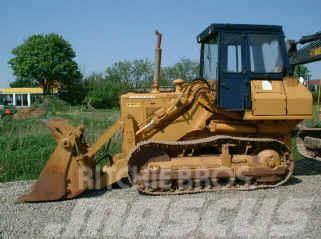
{"left": 13, "top": 108, "right": 45, "bottom": 120}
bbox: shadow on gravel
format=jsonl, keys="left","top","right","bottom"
{"left": 284, "top": 176, "right": 302, "bottom": 186}
{"left": 79, "top": 178, "right": 132, "bottom": 199}
{"left": 294, "top": 158, "right": 321, "bottom": 176}
{"left": 284, "top": 157, "right": 321, "bottom": 186}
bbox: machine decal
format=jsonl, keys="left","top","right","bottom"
{"left": 128, "top": 95, "right": 156, "bottom": 99}
{"left": 262, "top": 81, "right": 273, "bottom": 90}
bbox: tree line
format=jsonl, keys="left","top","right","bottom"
{"left": 8, "top": 33, "right": 311, "bottom": 108}
{"left": 81, "top": 58, "right": 199, "bottom": 108}
{"left": 9, "top": 33, "right": 199, "bottom": 108}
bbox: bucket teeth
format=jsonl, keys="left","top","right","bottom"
{"left": 18, "top": 169, "right": 68, "bottom": 202}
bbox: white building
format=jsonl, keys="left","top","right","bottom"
{"left": 0, "top": 87, "right": 44, "bottom": 107}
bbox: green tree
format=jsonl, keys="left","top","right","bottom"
{"left": 294, "top": 65, "right": 311, "bottom": 81}
{"left": 58, "top": 78, "right": 87, "bottom": 105}
{"left": 105, "top": 58, "right": 153, "bottom": 88}
{"left": 106, "top": 60, "right": 132, "bottom": 86}
{"left": 9, "top": 78, "right": 37, "bottom": 88}
{"left": 162, "top": 58, "right": 199, "bottom": 84}
{"left": 84, "top": 73, "right": 126, "bottom": 108}
{"left": 131, "top": 59, "right": 153, "bottom": 88}
{"left": 83, "top": 58, "right": 200, "bottom": 108}
{"left": 8, "top": 33, "right": 82, "bottom": 95}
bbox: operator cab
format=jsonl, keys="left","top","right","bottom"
{"left": 198, "top": 24, "right": 290, "bottom": 111}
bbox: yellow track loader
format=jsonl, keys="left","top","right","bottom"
{"left": 19, "top": 24, "right": 321, "bottom": 202}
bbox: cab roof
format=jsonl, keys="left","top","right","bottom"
{"left": 197, "top": 23, "right": 284, "bottom": 43}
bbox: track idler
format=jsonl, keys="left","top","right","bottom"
{"left": 18, "top": 119, "right": 96, "bottom": 202}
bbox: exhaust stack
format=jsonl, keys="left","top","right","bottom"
{"left": 151, "top": 30, "right": 162, "bottom": 93}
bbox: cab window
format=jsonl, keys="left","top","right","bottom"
{"left": 203, "top": 36, "right": 218, "bottom": 80}
{"left": 223, "top": 33, "right": 243, "bottom": 73}
{"left": 248, "top": 34, "right": 284, "bottom": 73}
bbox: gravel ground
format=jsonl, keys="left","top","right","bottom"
{"left": 1, "top": 158, "right": 321, "bottom": 239}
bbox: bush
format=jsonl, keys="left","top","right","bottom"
{"left": 84, "top": 76, "right": 128, "bottom": 108}
{"left": 42, "top": 96, "right": 70, "bottom": 113}
{"left": 312, "top": 91, "right": 320, "bottom": 104}
{"left": 58, "top": 78, "right": 87, "bottom": 105}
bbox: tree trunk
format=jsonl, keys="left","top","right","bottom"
{"left": 43, "top": 79, "right": 51, "bottom": 95}
{"left": 41, "top": 79, "right": 46, "bottom": 96}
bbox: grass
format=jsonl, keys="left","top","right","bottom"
{"left": 0, "top": 105, "right": 120, "bottom": 182}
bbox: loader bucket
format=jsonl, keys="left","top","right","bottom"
{"left": 18, "top": 119, "right": 96, "bottom": 202}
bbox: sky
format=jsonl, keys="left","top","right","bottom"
{"left": 1, "top": 0, "right": 321, "bottom": 88}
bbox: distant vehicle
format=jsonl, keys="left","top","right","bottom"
{"left": 0, "top": 104, "right": 17, "bottom": 118}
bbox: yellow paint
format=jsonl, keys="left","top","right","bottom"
{"left": 310, "top": 47, "right": 321, "bottom": 57}
{"left": 0, "top": 87, "right": 58, "bottom": 94}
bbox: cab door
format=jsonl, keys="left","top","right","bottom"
{"left": 218, "top": 32, "right": 248, "bottom": 110}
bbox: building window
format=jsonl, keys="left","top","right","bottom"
{"left": 0, "top": 94, "right": 13, "bottom": 105}
{"left": 15, "top": 94, "right": 30, "bottom": 107}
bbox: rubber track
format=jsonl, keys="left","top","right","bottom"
{"left": 127, "top": 135, "right": 294, "bottom": 195}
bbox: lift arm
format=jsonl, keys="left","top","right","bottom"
{"left": 288, "top": 31, "right": 321, "bottom": 65}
